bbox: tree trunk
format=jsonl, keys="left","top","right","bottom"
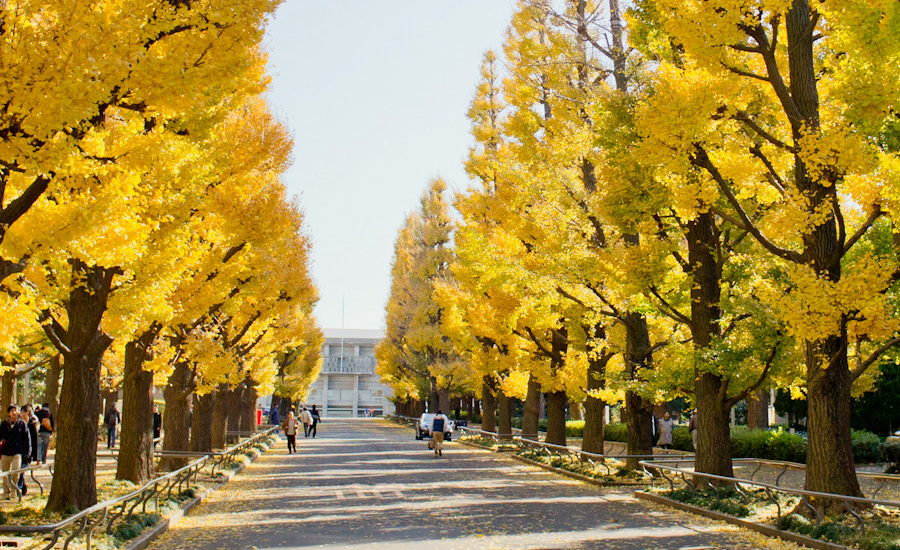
{"left": 695, "top": 373, "right": 734, "bottom": 481}
{"left": 227, "top": 383, "right": 244, "bottom": 443}
{"left": 522, "top": 374, "right": 541, "bottom": 439}
{"left": 497, "top": 389, "right": 512, "bottom": 439}
{"left": 473, "top": 396, "right": 480, "bottom": 416}
{"left": 465, "top": 395, "right": 474, "bottom": 420}
{"left": 437, "top": 387, "right": 450, "bottom": 414}
{"left": 160, "top": 361, "right": 193, "bottom": 471}
{"left": 191, "top": 392, "right": 215, "bottom": 452}
{"left": 545, "top": 390, "right": 568, "bottom": 446}
{"left": 45, "top": 331, "right": 111, "bottom": 511}
{"left": 44, "top": 260, "right": 116, "bottom": 513}
{"left": 480, "top": 376, "right": 497, "bottom": 433}
{"left": 427, "top": 385, "right": 439, "bottom": 413}
{"left": 44, "top": 355, "right": 62, "bottom": 417}
{"left": 240, "top": 381, "right": 258, "bottom": 434}
{"left": 686, "top": 211, "right": 735, "bottom": 480}
{"left": 1, "top": 369, "right": 13, "bottom": 408}
{"left": 747, "top": 390, "right": 769, "bottom": 430}
{"left": 278, "top": 395, "right": 292, "bottom": 419}
{"left": 211, "top": 384, "right": 229, "bottom": 449}
{"left": 116, "top": 334, "right": 156, "bottom": 484}
{"left": 582, "top": 349, "right": 609, "bottom": 454}
{"left": 569, "top": 401, "right": 583, "bottom": 421}
{"left": 624, "top": 311, "right": 654, "bottom": 469}
{"left": 804, "top": 335, "right": 862, "bottom": 506}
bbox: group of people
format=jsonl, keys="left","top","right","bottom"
{"left": 654, "top": 410, "right": 699, "bottom": 450}
{"left": 0, "top": 403, "right": 55, "bottom": 499}
{"left": 104, "top": 403, "right": 162, "bottom": 450}
{"left": 280, "top": 406, "right": 320, "bottom": 453}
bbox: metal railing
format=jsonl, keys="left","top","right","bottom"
{"left": 0, "top": 461, "right": 54, "bottom": 501}
{"left": 640, "top": 458, "right": 900, "bottom": 535}
{"left": 0, "top": 427, "right": 277, "bottom": 549}
{"left": 457, "top": 426, "right": 514, "bottom": 444}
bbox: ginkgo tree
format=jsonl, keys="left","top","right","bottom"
{"left": 377, "top": 180, "right": 472, "bottom": 414}
{"left": 633, "top": 0, "right": 900, "bottom": 501}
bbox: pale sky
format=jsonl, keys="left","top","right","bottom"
{"left": 265, "top": 2, "right": 516, "bottom": 330}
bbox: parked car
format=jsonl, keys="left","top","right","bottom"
{"left": 416, "top": 413, "right": 454, "bottom": 441}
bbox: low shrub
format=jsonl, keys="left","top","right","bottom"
{"left": 605, "top": 422, "right": 627, "bottom": 442}
{"left": 565, "top": 420, "right": 584, "bottom": 437}
{"left": 882, "top": 439, "right": 900, "bottom": 465}
{"left": 112, "top": 512, "right": 160, "bottom": 541}
{"left": 851, "top": 429, "right": 883, "bottom": 464}
{"left": 672, "top": 426, "right": 693, "bottom": 451}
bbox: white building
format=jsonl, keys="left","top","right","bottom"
{"left": 305, "top": 329, "right": 394, "bottom": 418}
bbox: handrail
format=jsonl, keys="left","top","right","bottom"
{"left": 0, "top": 427, "right": 277, "bottom": 549}
{"left": 641, "top": 458, "right": 900, "bottom": 534}
{"left": 0, "top": 461, "right": 54, "bottom": 501}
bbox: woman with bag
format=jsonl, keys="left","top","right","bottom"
{"left": 281, "top": 411, "right": 300, "bottom": 454}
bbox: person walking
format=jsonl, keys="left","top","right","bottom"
{"left": 657, "top": 411, "right": 675, "bottom": 450}
{"left": 689, "top": 410, "right": 699, "bottom": 452}
{"left": 18, "top": 405, "right": 38, "bottom": 495}
{"left": 299, "top": 407, "right": 313, "bottom": 437}
{"left": 431, "top": 409, "right": 449, "bottom": 457}
{"left": 104, "top": 404, "right": 120, "bottom": 449}
{"left": 0, "top": 405, "right": 30, "bottom": 499}
{"left": 281, "top": 411, "right": 300, "bottom": 453}
{"left": 309, "top": 405, "right": 320, "bottom": 438}
{"left": 270, "top": 406, "right": 280, "bottom": 426}
{"left": 35, "top": 403, "right": 53, "bottom": 464}
{"left": 152, "top": 404, "right": 162, "bottom": 448}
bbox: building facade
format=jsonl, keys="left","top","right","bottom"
{"left": 305, "top": 329, "right": 394, "bottom": 418}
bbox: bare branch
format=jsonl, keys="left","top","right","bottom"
{"left": 851, "top": 336, "right": 900, "bottom": 382}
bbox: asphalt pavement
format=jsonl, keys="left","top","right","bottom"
{"left": 146, "top": 418, "right": 798, "bottom": 550}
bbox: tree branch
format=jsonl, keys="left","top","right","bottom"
{"left": 727, "top": 341, "right": 779, "bottom": 408}
{"left": 692, "top": 145, "right": 803, "bottom": 263}
{"left": 851, "top": 336, "right": 900, "bottom": 382}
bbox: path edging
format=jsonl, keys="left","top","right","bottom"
{"left": 458, "top": 439, "right": 645, "bottom": 487}
{"left": 507, "top": 453, "right": 648, "bottom": 488}
{"left": 126, "top": 441, "right": 272, "bottom": 550}
{"left": 635, "top": 491, "right": 850, "bottom": 550}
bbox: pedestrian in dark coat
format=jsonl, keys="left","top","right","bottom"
{"left": 18, "top": 405, "right": 38, "bottom": 495}
{"left": 0, "top": 405, "right": 30, "bottom": 499}
{"left": 35, "top": 404, "right": 53, "bottom": 464}
{"left": 152, "top": 404, "right": 162, "bottom": 448}
{"left": 309, "top": 405, "right": 321, "bottom": 438}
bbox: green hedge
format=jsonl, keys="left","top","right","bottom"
{"left": 600, "top": 423, "right": 883, "bottom": 464}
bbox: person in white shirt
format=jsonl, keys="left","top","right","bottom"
{"left": 281, "top": 411, "right": 300, "bottom": 454}
{"left": 431, "top": 410, "right": 450, "bottom": 457}
{"left": 299, "top": 407, "right": 313, "bottom": 438}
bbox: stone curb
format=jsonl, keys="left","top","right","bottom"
{"left": 635, "top": 491, "right": 850, "bottom": 550}
{"left": 458, "top": 439, "right": 646, "bottom": 487}
{"left": 126, "top": 439, "right": 273, "bottom": 550}
{"left": 506, "top": 453, "right": 648, "bottom": 488}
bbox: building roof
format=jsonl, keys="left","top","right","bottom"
{"left": 323, "top": 328, "right": 385, "bottom": 341}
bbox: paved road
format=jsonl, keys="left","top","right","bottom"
{"left": 147, "top": 419, "right": 798, "bottom": 550}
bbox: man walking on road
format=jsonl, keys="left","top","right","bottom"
{"left": 309, "top": 406, "right": 320, "bottom": 438}
{"left": 431, "top": 409, "right": 449, "bottom": 457}
{"left": 104, "top": 404, "right": 120, "bottom": 449}
{"left": 35, "top": 404, "right": 53, "bottom": 464}
{"left": 299, "top": 407, "right": 312, "bottom": 437}
{"left": 0, "top": 405, "right": 30, "bottom": 499}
